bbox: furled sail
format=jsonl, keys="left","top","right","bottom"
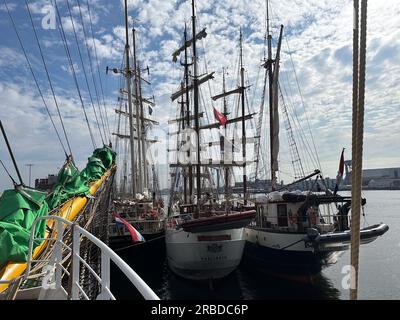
{"left": 271, "top": 68, "right": 279, "bottom": 175}
{"left": 271, "top": 26, "right": 283, "bottom": 188}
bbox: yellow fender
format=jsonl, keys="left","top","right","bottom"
{"left": 0, "top": 169, "right": 112, "bottom": 294}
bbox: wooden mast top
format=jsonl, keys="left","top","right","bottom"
{"left": 123, "top": 0, "right": 136, "bottom": 196}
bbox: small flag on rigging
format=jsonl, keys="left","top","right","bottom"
{"left": 213, "top": 107, "right": 227, "bottom": 125}
{"left": 334, "top": 148, "right": 345, "bottom": 195}
{"left": 112, "top": 212, "right": 145, "bottom": 242}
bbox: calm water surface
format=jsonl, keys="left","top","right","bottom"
{"left": 112, "top": 190, "right": 400, "bottom": 300}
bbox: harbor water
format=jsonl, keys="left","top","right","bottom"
{"left": 111, "top": 190, "right": 400, "bottom": 300}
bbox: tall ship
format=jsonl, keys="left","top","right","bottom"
{"left": 165, "top": 0, "right": 256, "bottom": 281}
{"left": 244, "top": 1, "right": 389, "bottom": 273}
{"left": 108, "top": 2, "right": 165, "bottom": 249}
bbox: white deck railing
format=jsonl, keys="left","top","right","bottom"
{"left": 22, "top": 215, "right": 159, "bottom": 300}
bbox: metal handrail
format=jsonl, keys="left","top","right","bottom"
{"left": 24, "top": 215, "right": 159, "bottom": 300}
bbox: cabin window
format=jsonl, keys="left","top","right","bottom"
{"left": 277, "top": 204, "right": 288, "bottom": 227}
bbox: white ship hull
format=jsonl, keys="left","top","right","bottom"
{"left": 245, "top": 227, "right": 313, "bottom": 253}
{"left": 245, "top": 224, "right": 388, "bottom": 254}
{"left": 166, "top": 227, "right": 245, "bottom": 281}
{"left": 244, "top": 227, "right": 333, "bottom": 274}
{"left": 244, "top": 223, "right": 388, "bottom": 274}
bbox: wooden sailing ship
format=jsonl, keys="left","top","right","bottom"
{"left": 108, "top": 3, "right": 165, "bottom": 249}
{"left": 165, "top": 0, "right": 256, "bottom": 281}
{"left": 244, "top": 0, "right": 389, "bottom": 274}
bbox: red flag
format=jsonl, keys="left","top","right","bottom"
{"left": 213, "top": 107, "right": 227, "bottom": 125}
{"left": 112, "top": 212, "right": 145, "bottom": 242}
{"left": 334, "top": 148, "right": 345, "bottom": 195}
{"left": 338, "top": 148, "right": 345, "bottom": 176}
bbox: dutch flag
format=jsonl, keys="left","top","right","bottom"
{"left": 112, "top": 213, "right": 145, "bottom": 242}
{"left": 334, "top": 148, "right": 345, "bottom": 195}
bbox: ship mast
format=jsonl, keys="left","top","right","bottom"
{"left": 191, "top": 0, "right": 201, "bottom": 210}
{"left": 123, "top": 0, "right": 136, "bottom": 196}
{"left": 266, "top": 0, "right": 283, "bottom": 191}
{"left": 179, "top": 81, "right": 188, "bottom": 203}
{"left": 222, "top": 68, "right": 229, "bottom": 201}
{"left": 184, "top": 25, "right": 193, "bottom": 203}
{"left": 137, "top": 61, "right": 148, "bottom": 190}
{"left": 132, "top": 24, "right": 143, "bottom": 193}
{"left": 239, "top": 31, "right": 247, "bottom": 205}
{"left": 266, "top": 0, "right": 275, "bottom": 191}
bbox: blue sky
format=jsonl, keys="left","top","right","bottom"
{"left": 0, "top": 0, "right": 399, "bottom": 191}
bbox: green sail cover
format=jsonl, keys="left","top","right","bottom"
{"left": 0, "top": 146, "right": 116, "bottom": 268}
{"left": 47, "top": 160, "right": 90, "bottom": 210}
{"left": 80, "top": 156, "right": 107, "bottom": 183}
{"left": 93, "top": 146, "right": 116, "bottom": 169}
{"left": 80, "top": 146, "right": 116, "bottom": 183}
{"left": 0, "top": 188, "right": 48, "bottom": 267}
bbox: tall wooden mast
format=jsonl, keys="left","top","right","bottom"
{"left": 184, "top": 25, "right": 193, "bottom": 203}
{"left": 137, "top": 62, "right": 148, "bottom": 190}
{"left": 222, "top": 68, "right": 229, "bottom": 201}
{"left": 239, "top": 31, "right": 247, "bottom": 205}
{"left": 132, "top": 24, "right": 143, "bottom": 193}
{"left": 124, "top": 0, "right": 136, "bottom": 195}
{"left": 266, "top": 0, "right": 275, "bottom": 191}
{"left": 180, "top": 81, "right": 188, "bottom": 203}
{"left": 191, "top": 0, "right": 201, "bottom": 209}
{"left": 266, "top": 0, "right": 283, "bottom": 191}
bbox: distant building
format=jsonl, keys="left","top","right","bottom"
{"left": 368, "top": 178, "right": 400, "bottom": 189}
{"left": 234, "top": 179, "right": 272, "bottom": 190}
{"left": 296, "top": 177, "right": 337, "bottom": 192}
{"left": 35, "top": 174, "right": 57, "bottom": 192}
{"left": 344, "top": 161, "right": 400, "bottom": 189}
{"left": 363, "top": 167, "right": 400, "bottom": 180}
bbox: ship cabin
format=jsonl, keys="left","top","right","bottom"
{"left": 253, "top": 191, "right": 358, "bottom": 234}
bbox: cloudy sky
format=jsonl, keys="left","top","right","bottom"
{"left": 0, "top": 0, "right": 399, "bottom": 191}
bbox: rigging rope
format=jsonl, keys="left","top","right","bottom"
{"left": 285, "top": 37, "right": 322, "bottom": 171}
{"left": 86, "top": 0, "right": 111, "bottom": 140}
{"left": 0, "top": 120, "right": 24, "bottom": 185}
{"left": 0, "top": 159, "right": 17, "bottom": 186}
{"left": 25, "top": 0, "right": 73, "bottom": 156}
{"left": 278, "top": 83, "right": 305, "bottom": 180}
{"left": 3, "top": 0, "right": 68, "bottom": 157}
{"left": 53, "top": 0, "right": 96, "bottom": 149}
{"left": 64, "top": 0, "right": 104, "bottom": 145}
{"left": 279, "top": 73, "right": 317, "bottom": 174}
{"left": 350, "top": 0, "right": 367, "bottom": 301}
{"left": 75, "top": 0, "right": 108, "bottom": 142}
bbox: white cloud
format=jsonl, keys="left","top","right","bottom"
{"left": 0, "top": 2, "right": 17, "bottom": 12}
